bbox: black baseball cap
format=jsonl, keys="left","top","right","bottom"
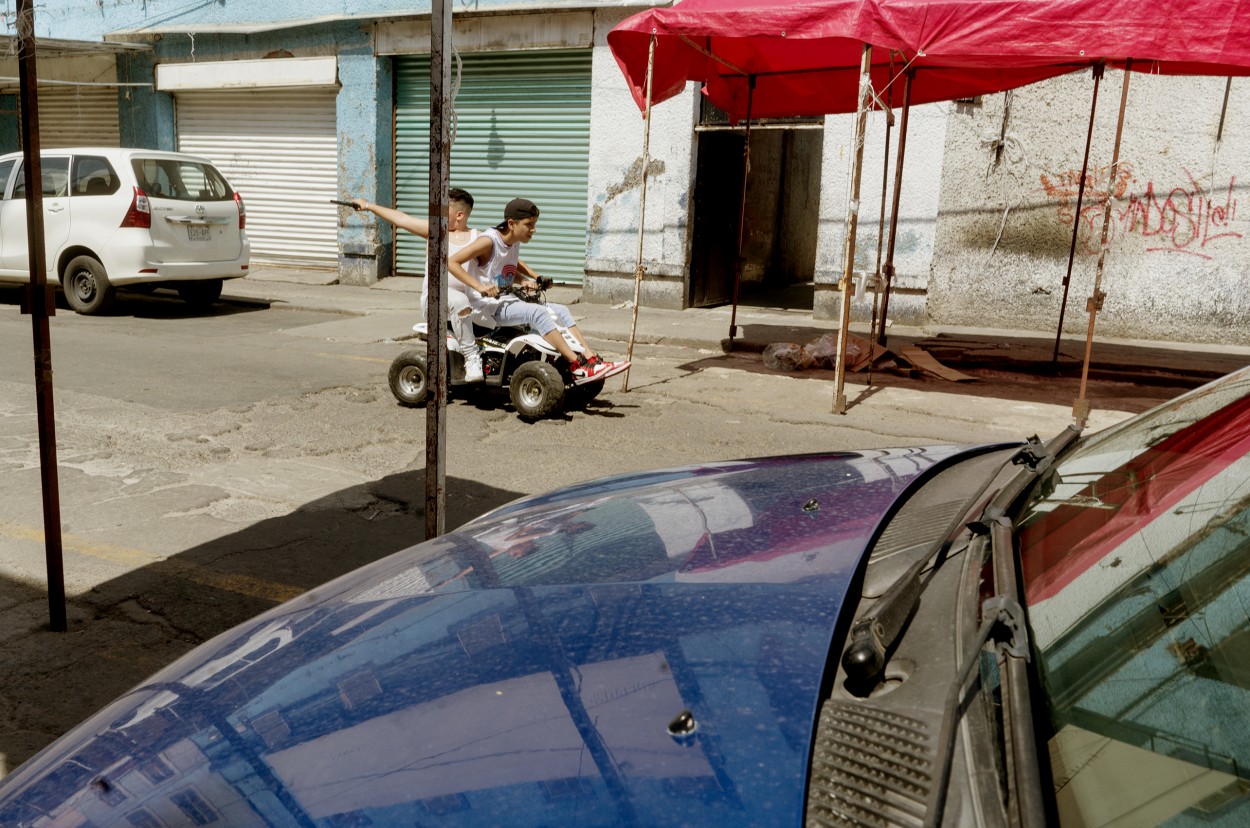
{"left": 496, "top": 197, "right": 540, "bottom": 231}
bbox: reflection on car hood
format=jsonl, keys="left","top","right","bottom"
{"left": 0, "top": 447, "right": 969, "bottom": 827}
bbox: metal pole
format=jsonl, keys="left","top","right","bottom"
{"left": 17, "top": 0, "right": 66, "bottom": 632}
{"left": 622, "top": 34, "right": 656, "bottom": 393}
{"left": 1074, "top": 62, "right": 1131, "bottom": 427}
{"left": 833, "top": 44, "right": 873, "bottom": 414}
{"left": 726, "top": 75, "right": 755, "bottom": 348}
{"left": 425, "top": 0, "right": 452, "bottom": 539}
{"left": 875, "top": 68, "right": 912, "bottom": 347}
{"left": 1052, "top": 64, "right": 1103, "bottom": 364}
{"left": 866, "top": 60, "right": 897, "bottom": 386}
{"left": 1216, "top": 76, "right": 1233, "bottom": 145}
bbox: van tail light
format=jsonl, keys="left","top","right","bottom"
{"left": 120, "top": 187, "right": 151, "bottom": 229}
{"left": 234, "top": 192, "right": 246, "bottom": 229}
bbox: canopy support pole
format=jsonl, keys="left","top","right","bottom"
{"left": 1216, "top": 76, "right": 1233, "bottom": 145}
{"left": 727, "top": 75, "right": 755, "bottom": 349}
{"left": 875, "top": 68, "right": 913, "bottom": 347}
{"left": 867, "top": 65, "right": 896, "bottom": 388}
{"left": 622, "top": 34, "right": 656, "bottom": 392}
{"left": 833, "top": 44, "right": 873, "bottom": 414}
{"left": 1074, "top": 62, "right": 1131, "bottom": 428}
{"left": 1052, "top": 64, "right": 1103, "bottom": 364}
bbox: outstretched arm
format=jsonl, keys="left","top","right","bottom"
{"left": 351, "top": 198, "right": 430, "bottom": 239}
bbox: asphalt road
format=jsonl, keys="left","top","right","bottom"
{"left": 0, "top": 287, "right": 1136, "bottom": 777}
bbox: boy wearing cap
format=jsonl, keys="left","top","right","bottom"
{"left": 351, "top": 189, "right": 491, "bottom": 382}
{"left": 449, "top": 198, "right": 627, "bottom": 383}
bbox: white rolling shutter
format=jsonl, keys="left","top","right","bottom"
{"left": 174, "top": 88, "right": 339, "bottom": 267}
{"left": 37, "top": 86, "right": 121, "bottom": 148}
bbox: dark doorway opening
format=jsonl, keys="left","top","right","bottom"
{"left": 689, "top": 126, "right": 824, "bottom": 311}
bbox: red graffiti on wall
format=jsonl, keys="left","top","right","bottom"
{"left": 1039, "top": 163, "right": 1242, "bottom": 260}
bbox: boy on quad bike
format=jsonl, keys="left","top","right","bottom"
{"left": 449, "top": 198, "right": 629, "bottom": 385}
{"left": 351, "top": 189, "right": 490, "bottom": 381}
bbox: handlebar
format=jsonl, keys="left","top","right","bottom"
{"left": 330, "top": 199, "right": 361, "bottom": 209}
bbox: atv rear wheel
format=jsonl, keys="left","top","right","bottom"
{"left": 509, "top": 361, "right": 565, "bottom": 419}
{"left": 389, "top": 350, "right": 429, "bottom": 407}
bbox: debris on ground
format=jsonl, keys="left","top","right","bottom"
{"left": 763, "top": 332, "right": 976, "bottom": 382}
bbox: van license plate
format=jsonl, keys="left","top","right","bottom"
{"left": 187, "top": 225, "right": 211, "bottom": 241}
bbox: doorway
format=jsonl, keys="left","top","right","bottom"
{"left": 689, "top": 126, "right": 823, "bottom": 309}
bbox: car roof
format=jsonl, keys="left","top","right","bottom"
{"left": 0, "top": 147, "right": 219, "bottom": 165}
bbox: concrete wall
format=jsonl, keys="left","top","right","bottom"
{"left": 814, "top": 101, "right": 949, "bottom": 323}
{"left": 583, "top": 7, "right": 698, "bottom": 310}
{"left": 928, "top": 70, "right": 1250, "bottom": 346}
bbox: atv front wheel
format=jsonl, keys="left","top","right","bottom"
{"left": 509, "top": 361, "right": 565, "bottom": 419}
{"left": 389, "top": 350, "right": 429, "bottom": 407}
{"left": 565, "top": 378, "right": 605, "bottom": 409}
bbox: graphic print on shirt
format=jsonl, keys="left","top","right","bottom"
{"left": 494, "top": 262, "right": 519, "bottom": 290}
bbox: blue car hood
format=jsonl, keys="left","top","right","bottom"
{"left": 0, "top": 447, "right": 968, "bottom": 827}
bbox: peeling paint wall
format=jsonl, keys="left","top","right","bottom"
{"left": 584, "top": 8, "right": 698, "bottom": 311}
{"left": 814, "top": 102, "right": 949, "bottom": 323}
{"left": 928, "top": 71, "right": 1250, "bottom": 345}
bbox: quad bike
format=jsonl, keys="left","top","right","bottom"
{"left": 388, "top": 283, "right": 625, "bottom": 419}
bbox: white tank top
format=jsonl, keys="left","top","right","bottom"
{"left": 421, "top": 228, "right": 479, "bottom": 308}
{"left": 467, "top": 228, "right": 522, "bottom": 314}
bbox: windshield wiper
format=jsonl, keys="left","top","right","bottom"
{"left": 840, "top": 427, "right": 1080, "bottom": 689}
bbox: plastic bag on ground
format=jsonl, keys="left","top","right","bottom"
{"left": 804, "top": 332, "right": 842, "bottom": 369}
{"left": 763, "top": 342, "right": 813, "bottom": 372}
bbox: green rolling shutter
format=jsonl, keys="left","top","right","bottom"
{"left": 394, "top": 50, "right": 591, "bottom": 284}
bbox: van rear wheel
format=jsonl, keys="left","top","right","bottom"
{"left": 63, "top": 255, "right": 116, "bottom": 315}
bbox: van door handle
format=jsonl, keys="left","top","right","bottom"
{"left": 47, "top": 203, "right": 65, "bottom": 213}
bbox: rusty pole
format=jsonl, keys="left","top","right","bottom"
{"left": 425, "top": 0, "right": 452, "bottom": 539}
{"left": 622, "top": 34, "right": 656, "bottom": 393}
{"left": 875, "top": 68, "right": 912, "bottom": 347}
{"left": 726, "top": 75, "right": 755, "bottom": 348}
{"left": 1074, "top": 62, "right": 1132, "bottom": 428}
{"left": 1052, "top": 64, "right": 1103, "bottom": 364}
{"left": 17, "top": 0, "right": 66, "bottom": 631}
{"left": 866, "top": 60, "right": 896, "bottom": 386}
{"left": 833, "top": 44, "right": 873, "bottom": 414}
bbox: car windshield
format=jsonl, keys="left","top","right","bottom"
{"left": 1016, "top": 368, "right": 1250, "bottom": 826}
{"left": 131, "top": 157, "right": 233, "bottom": 201}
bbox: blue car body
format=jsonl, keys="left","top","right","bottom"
{"left": 0, "top": 446, "right": 978, "bottom": 827}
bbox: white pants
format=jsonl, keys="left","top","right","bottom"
{"left": 422, "top": 290, "right": 475, "bottom": 349}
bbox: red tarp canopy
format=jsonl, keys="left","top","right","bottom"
{"left": 609, "top": 0, "right": 1250, "bottom": 120}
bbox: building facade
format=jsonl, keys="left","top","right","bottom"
{"left": 9, "top": 0, "right": 1250, "bottom": 345}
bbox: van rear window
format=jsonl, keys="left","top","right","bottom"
{"left": 131, "top": 158, "right": 233, "bottom": 201}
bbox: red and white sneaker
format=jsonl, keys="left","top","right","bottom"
{"left": 571, "top": 359, "right": 611, "bottom": 385}
{"left": 572, "top": 356, "right": 631, "bottom": 384}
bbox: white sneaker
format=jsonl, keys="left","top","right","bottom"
{"left": 461, "top": 346, "right": 484, "bottom": 382}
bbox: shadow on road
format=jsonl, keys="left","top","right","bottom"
{"left": 0, "top": 469, "right": 524, "bottom": 776}
{"left": 0, "top": 284, "right": 268, "bottom": 319}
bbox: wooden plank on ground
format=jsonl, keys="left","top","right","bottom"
{"left": 900, "top": 346, "right": 978, "bottom": 382}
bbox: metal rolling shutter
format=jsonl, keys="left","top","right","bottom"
{"left": 37, "top": 86, "right": 121, "bottom": 148}
{"left": 174, "top": 88, "right": 339, "bottom": 267}
{"left": 394, "top": 50, "right": 591, "bottom": 284}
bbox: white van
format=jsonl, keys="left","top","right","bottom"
{"left": 0, "top": 147, "right": 251, "bottom": 314}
